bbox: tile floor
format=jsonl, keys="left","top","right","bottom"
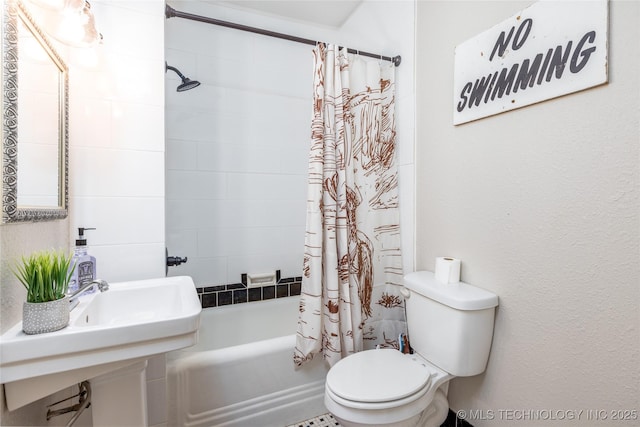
{"left": 287, "top": 413, "right": 341, "bottom": 427}
{"left": 289, "top": 410, "right": 466, "bottom": 427}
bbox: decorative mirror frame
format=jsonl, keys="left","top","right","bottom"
{"left": 2, "top": 0, "right": 69, "bottom": 223}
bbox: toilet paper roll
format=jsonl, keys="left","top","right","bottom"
{"left": 435, "top": 257, "right": 461, "bottom": 284}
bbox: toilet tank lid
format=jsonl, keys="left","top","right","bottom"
{"left": 403, "top": 271, "right": 498, "bottom": 310}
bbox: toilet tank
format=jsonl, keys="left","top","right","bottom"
{"left": 403, "top": 271, "right": 499, "bottom": 377}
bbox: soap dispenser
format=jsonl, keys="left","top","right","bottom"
{"left": 68, "top": 227, "right": 97, "bottom": 295}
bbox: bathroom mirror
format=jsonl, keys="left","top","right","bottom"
{"left": 2, "top": 0, "right": 69, "bottom": 223}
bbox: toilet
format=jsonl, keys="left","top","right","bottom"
{"left": 324, "top": 270, "right": 499, "bottom": 427}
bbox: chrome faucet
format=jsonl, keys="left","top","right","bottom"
{"left": 69, "top": 279, "right": 109, "bottom": 310}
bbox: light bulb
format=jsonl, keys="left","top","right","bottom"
{"left": 26, "top": 0, "right": 102, "bottom": 48}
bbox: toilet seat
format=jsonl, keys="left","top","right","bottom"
{"left": 326, "top": 349, "right": 433, "bottom": 408}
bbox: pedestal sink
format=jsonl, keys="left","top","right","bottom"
{"left": 0, "top": 276, "right": 201, "bottom": 418}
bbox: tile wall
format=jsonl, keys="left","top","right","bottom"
{"left": 68, "top": 0, "right": 166, "bottom": 283}
{"left": 197, "top": 270, "right": 302, "bottom": 308}
{"left": 165, "top": 0, "right": 310, "bottom": 287}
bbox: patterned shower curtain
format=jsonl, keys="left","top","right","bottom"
{"left": 294, "top": 44, "right": 406, "bottom": 367}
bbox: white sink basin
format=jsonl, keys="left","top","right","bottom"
{"left": 0, "top": 276, "right": 201, "bottom": 410}
{"left": 72, "top": 280, "right": 192, "bottom": 327}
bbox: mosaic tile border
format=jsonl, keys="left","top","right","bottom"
{"left": 287, "top": 410, "right": 472, "bottom": 427}
{"left": 196, "top": 270, "right": 302, "bottom": 308}
{"left": 287, "top": 413, "right": 340, "bottom": 427}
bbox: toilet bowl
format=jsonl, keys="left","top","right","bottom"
{"left": 324, "top": 271, "right": 499, "bottom": 427}
{"left": 324, "top": 349, "right": 451, "bottom": 427}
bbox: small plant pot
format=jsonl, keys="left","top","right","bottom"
{"left": 22, "top": 297, "right": 70, "bottom": 335}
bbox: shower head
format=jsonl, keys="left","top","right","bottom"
{"left": 165, "top": 62, "right": 201, "bottom": 92}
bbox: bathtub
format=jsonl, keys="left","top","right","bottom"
{"left": 166, "top": 296, "right": 329, "bottom": 427}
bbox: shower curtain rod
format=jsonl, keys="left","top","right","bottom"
{"left": 165, "top": 5, "right": 401, "bottom": 67}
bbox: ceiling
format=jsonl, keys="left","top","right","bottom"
{"left": 220, "top": 1, "right": 363, "bottom": 27}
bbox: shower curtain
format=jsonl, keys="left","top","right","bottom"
{"left": 294, "top": 44, "right": 406, "bottom": 367}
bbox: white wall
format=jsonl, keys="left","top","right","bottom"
{"left": 165, "top": 0, "right": 415, "bottom": 287}
{"left": 68, "top": 0, "right": 166, "bottom": 284}
{"left": 1, "top": 0, "right": 165, "bottom": 425}
{"left": 416, "top": 1, "right": 639, "bottom": 425}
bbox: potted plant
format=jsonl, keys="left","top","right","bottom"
{"left": 13, "top": 250, "right": 75, "bottom": 335}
